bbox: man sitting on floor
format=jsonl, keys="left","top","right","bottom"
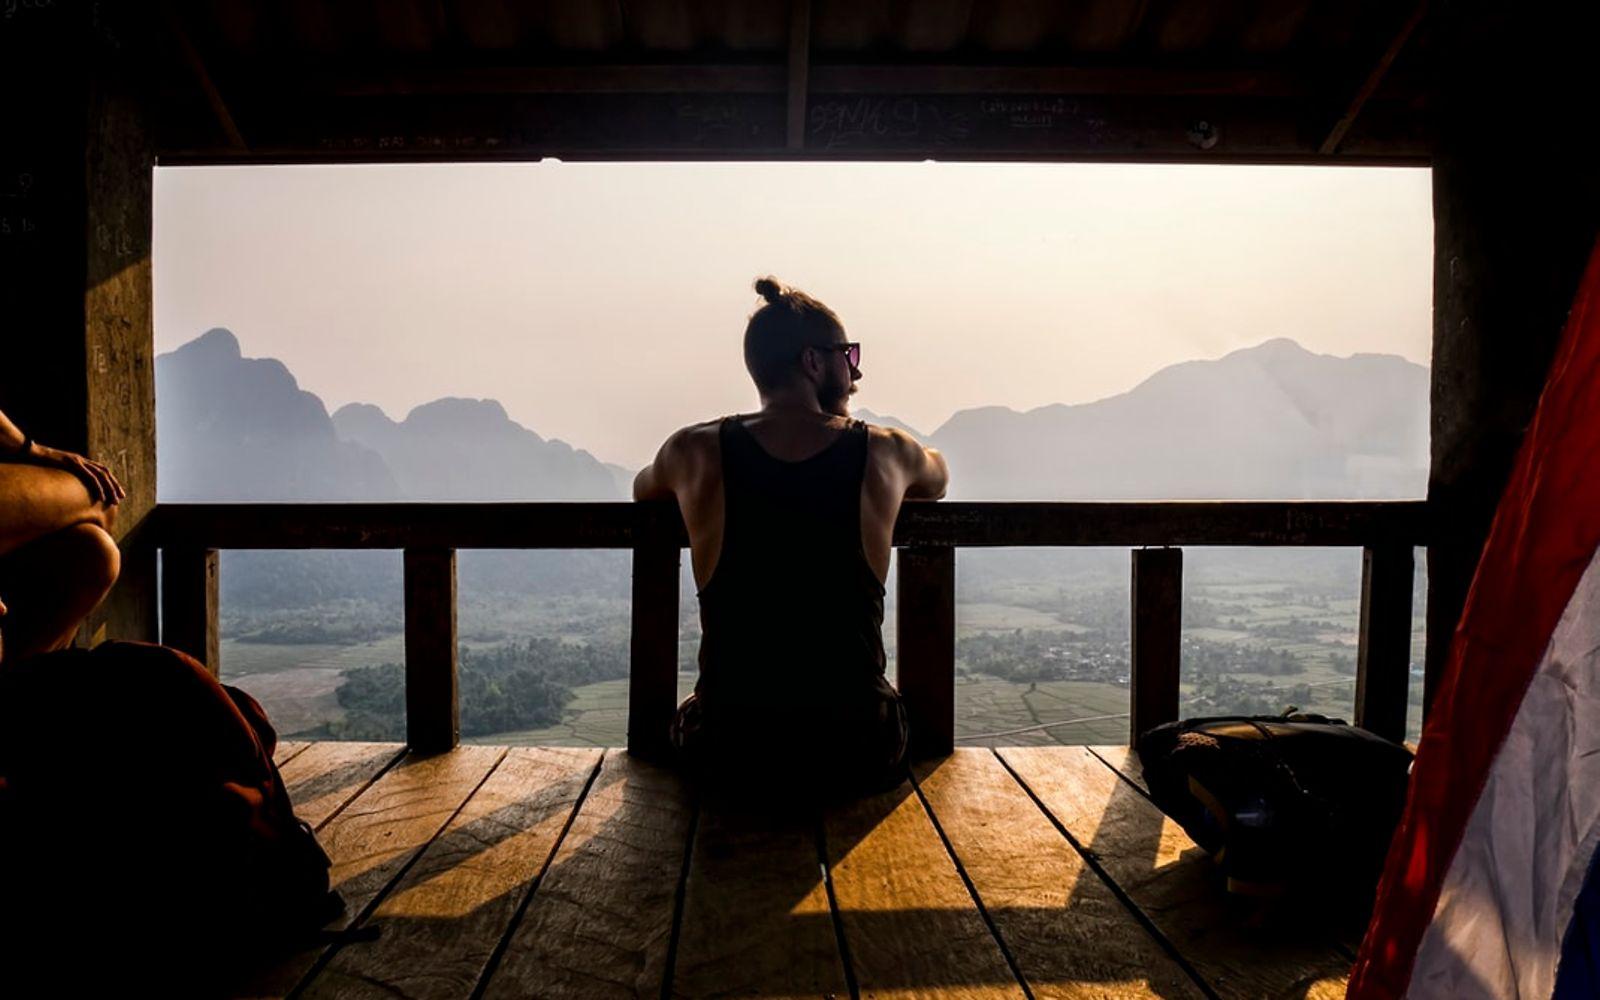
{"left": 0, "top": 407, "right": 124, "bottom": 663}
{"left": 632, "top": 277, "right": 949, "bottom": 796}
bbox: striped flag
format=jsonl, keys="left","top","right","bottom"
{"left": 1348, "top": 237, "right": 1600, "bottom": 999}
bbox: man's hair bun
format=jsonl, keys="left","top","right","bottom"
{"left": 742, "top": 276, "right": 843, "bottom": 392}
{"left": 753, "top": 276, "right": 785, "bottom": 304}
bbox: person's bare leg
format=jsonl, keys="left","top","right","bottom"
{"left": 0, "top": 462, "right": 114, "bottom": 557}
{"left": 0, "top": 464, "right": 120, "bottom": 664}
{"left": 0, "top": 523, "right": 120, "bottom": 663}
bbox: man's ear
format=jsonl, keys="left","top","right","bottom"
{"left": 799, "top": 346, "right": 821, "bottom": 380}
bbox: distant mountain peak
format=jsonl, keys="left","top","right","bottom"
{"left": 854, "top": 407, "right": 929, "bottom": 441}
{"left": 174, "top": 326, "right": 243, "bottom": 361}
{"left": 1220, "top": 336, "right": 1313, "bottom": 362}
{"left": 403, "top": 397, "right": 513, "bottom": 429}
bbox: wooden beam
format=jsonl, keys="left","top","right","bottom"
{"left": 160, "top": 1, "right": 247, "bottom": 150}
{"left": 628, "top": 507, "right": 681, "bottom": 761}
{"left": 404, "top": 547, "right": 459, "bottom": 753}
{"left": 897, "top": 545, "right": 955, "bottom": 759}
{"left": 1355, "top": 545, "right": 1414, "bottom": 743}
{"left": 285, "top": 63, "right": 1311, "bottom": 99}
{"left": 1130, "top": 547, "right": 1182, "bottom": 743}
{"left": 786, "top": 0, "right": 812, "bottom": 150}
{"left": 1319, "top": 0, "right": 1427, "bottom": 155}
{"left": 161, "top": 547, "right": 219, "bottom": 676}
{"left": 150, "top": 500, "right": 1432, "bottom": 551}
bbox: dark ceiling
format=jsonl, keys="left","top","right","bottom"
{"left": 151, "top": 1, "right": 1431, "bottom": 164}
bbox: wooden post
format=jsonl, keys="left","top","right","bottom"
{"left": 1356, "top": 545, "right": 1414, "bottom": 743}
{"left": 404, "top": 547, "right": 458, "bottom": 753}
{"left": 1130, "top": 547, "right": 1182, "bottom": 744}
{"left": 1426, "top": 1, "right": 1600, "bottom": 718}
{"left": 897, "top": 545, "right": 956, "bottom": 759}
{"left": 161, "top": 547, "right": 219, "bottom": 675}
{"left": 2, "top": 6, "right": 159, "bottom": 646}
{"left": 628, "top": 535, "right": 681, "bottom": 761}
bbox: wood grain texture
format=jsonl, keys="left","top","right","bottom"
{"left": 912, "top": 750, "right": 1203, "bottom": 999}
{"left": 301, "top": 747, "right": 602, "bottom": 1000}
{"left": 279, "top": 741, "right": 408, "bottom": 829}
{"left": 1087, "top": 745, "right": 1151, "bottom": 795}
{"left": 671, "top": 801, "right": 848, "bottom": 999}
{"left": 481, "top": 752, "right": 693, "bottom": 1000}
{"left": 823, "top": 778, "right": 1025, "bottom": 998}
{"left": 998, "top": 747, "right": 1351, "bottom": 1000}
{"left": 272, "top": 740, "right": 310, "bottom": 768}
{"left": 234, "top": 745, "right": 505, "bottom": 998}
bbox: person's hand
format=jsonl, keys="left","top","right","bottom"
{"left": 23, "top": 442, "right": 126, "bottom": 506}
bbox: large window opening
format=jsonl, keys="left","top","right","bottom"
{"left": 155, "top": 161, "right": 1432, "bottom": 745}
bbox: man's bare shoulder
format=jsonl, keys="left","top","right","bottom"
{"left": 681, "top": 417, "right": 725, "bottom": 446}
{"left": 661, "top": 417, "right": 725, "bottom": 462}
{"left": 861, "top": 421, "right": 924, "bottom": 461}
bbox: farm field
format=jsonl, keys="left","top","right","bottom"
{"left": 217, "top": 557, "right": 1427, "bottom": 747}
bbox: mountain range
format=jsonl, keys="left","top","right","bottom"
{"left": 159, "top": 328, "right": 1427, "bottom": 505}
{"left": 158, "top": 329, "right": 625, "bottom": 503}
{"left": 155, "top": 328, "right": 1426, "bottom": 606}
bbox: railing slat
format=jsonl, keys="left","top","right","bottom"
{"left": 1356, "top": 545, "right": 1415, "bottom": 743}
{"left": 898, "top": 545, "right": 955, "bottom": 759}
{"left": 161, "top": 547, "right": 219, "bottom": 676}
{"left": 149, "top": 500, "right": 1431, "bottom": 551}
{"left": 1131, "top": 547, "right": 1183, "bottom": 744}
{"left": 628, "top": 521, "right": 681, "bottom": 761}
{"left": 404, "top": 547, "right": 459, "bottom": 753}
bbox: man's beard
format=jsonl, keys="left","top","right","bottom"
{"left": 818, "top": 373, "right": 855, "bottom": 415}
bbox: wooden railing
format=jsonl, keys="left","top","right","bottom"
{"left": 150, "top": 500, "right": 1430, "bottom": 758}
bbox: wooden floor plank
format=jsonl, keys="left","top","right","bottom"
{"left": 231, "top": 745, "right": 506, "bottom": 999}
{"left": 912, "top": 750, "right": 1204, "bottom": 999}
{"left": 671, "top": 800, "right": 849, "bottom": 999}
{"left": 300, "top": 747, "right": 603, "bottom": 1000}
{"left": 1087, "top": 745, "right": 1150, "bottom": 796}
{"left": 824, "top": 777, "right": 1026, "bottom": 999}
{"left": 280, "top": 741, "right": 408, "bottom": 830}
{"left": 480, "top": 752, "right": 693, "bottom": 1000}
{"left": 998, "top": 746, "right": 1351, "bottom": 1000}
{"left": 273, "top": 740, "right": 311, "bottom": 768}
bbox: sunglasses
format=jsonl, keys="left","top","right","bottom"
{"left": 811, "top": 342, "right": 861, "bottom": 369}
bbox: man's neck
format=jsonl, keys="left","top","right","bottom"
{"left": 759, "top": 390, "right": 846, "bottom": 421}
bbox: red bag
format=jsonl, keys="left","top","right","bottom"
{"left": 0, "top": 641, "right": 339, "bottom": 979}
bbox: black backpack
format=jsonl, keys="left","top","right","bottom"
{"left": 0, "top": 641, "right": 342, "bottom": 983}
{"left": 1136, "top": 711, "right": 1413, "bottom": 899}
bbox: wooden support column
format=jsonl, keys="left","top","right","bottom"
{"left": 897, "top": 545, "right": 955, "bottom": 759}
{"left": 161, "top": 547, "right": 219, "bottom": 675}
{"left": 404, "top": 547, "right": 458, "bottom": 753}
{"left": 1356, "top": 546, "right": 1415, "bottom": 743}
{"left": 2, "top": 6, "right": 159, "bottom": 646}
{"left": 1130, "top": 547, "right": 1182, "bottom": 743}
{"left": 629, "top": 506, "right": 681, "bottom": 760}
{"left": 786, "top": 0, "right": 812, "bottom": 150}
{"left": 628, "top": 544, "right": 680, "bottom": 760}
{"left": 1427, "top": 0, "right": 1600, "bottom": 716}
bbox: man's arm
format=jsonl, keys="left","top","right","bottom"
{"left": 0, "top": 406, "right": 123, "bottom": 506}
{"left": 632, "top": 428, "right": 688, "bottom": 502}
{"left": 894, "top": 429, "right": 949, "bottom": 500}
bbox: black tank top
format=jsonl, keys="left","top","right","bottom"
{"left": 694, "top": 414, "right": 888, "bottom": 713}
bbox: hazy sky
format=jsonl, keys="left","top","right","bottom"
{"left": 155, "top": 162, "right": 1432, "bottom": 470}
